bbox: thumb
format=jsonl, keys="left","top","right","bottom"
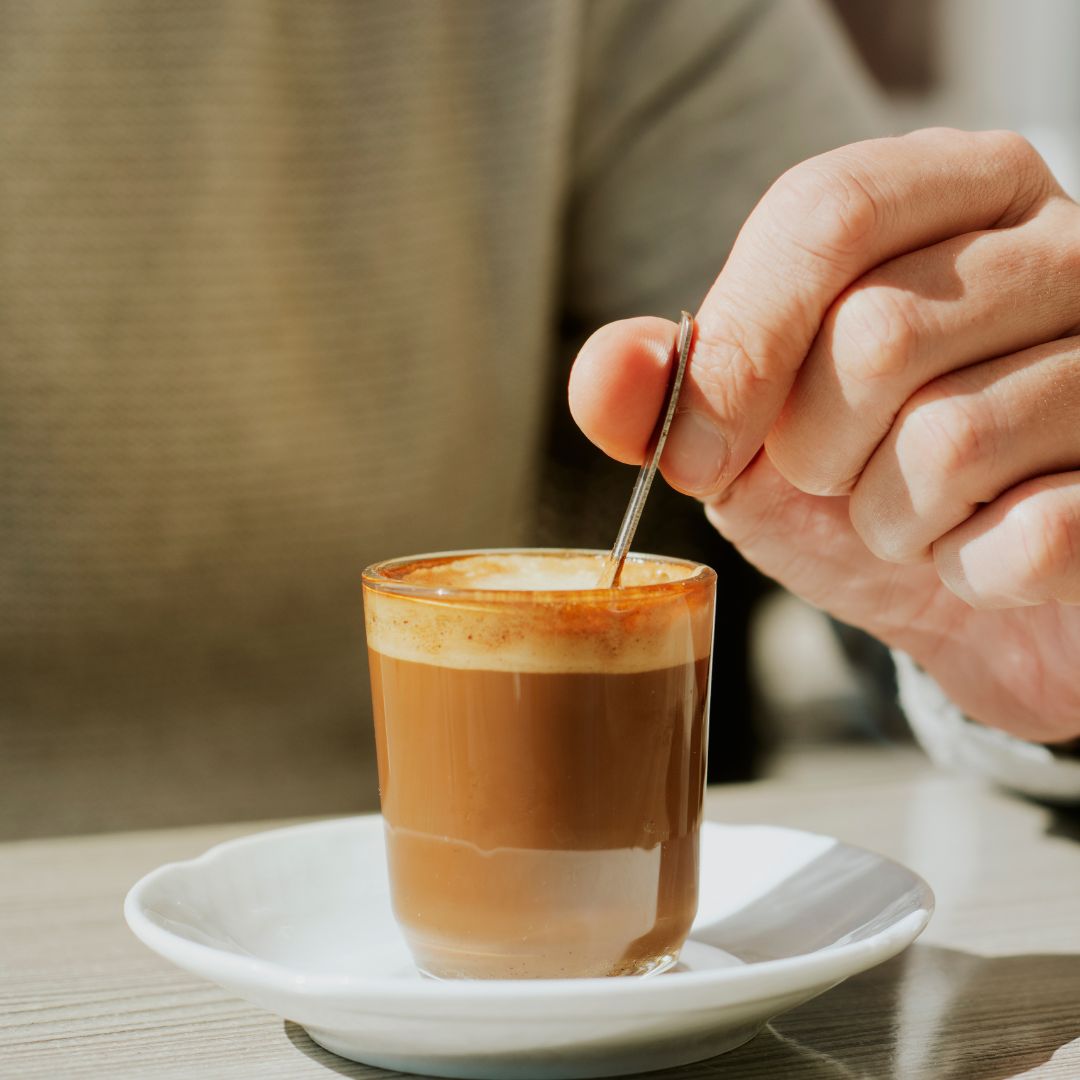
{"left": 568, "top": 314, "right": 735, "bottom": 496}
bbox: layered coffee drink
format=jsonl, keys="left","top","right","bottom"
{"left": 363, "top": 550, "right": 715, "bottom": 979}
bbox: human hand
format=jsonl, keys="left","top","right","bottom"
{"left": 570, "top": 129, "right": 1080, "bottom": 742}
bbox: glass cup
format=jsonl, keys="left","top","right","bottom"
{"left": 362, "top": 549, "right": 716, "bottom": 979}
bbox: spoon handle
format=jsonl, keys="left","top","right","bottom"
{"left": 597, "top": 311, "right": 695, "bottom": 589}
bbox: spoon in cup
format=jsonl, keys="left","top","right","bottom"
{"left": 596, "top": 311, "right": 695, "bottom": 589}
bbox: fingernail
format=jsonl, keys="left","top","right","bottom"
{"left": 662, "top": 410, "right": 728, "bottom": 496}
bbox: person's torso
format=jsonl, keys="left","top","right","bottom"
{"left": 0, "top": 1, "right": 581, "bottom": 832}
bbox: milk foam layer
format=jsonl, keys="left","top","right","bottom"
{"left": 364, "top": 551, "right": 714, "bottom": 674}
{"left": 397, "top": 552, "right": 694, "bottom": 593}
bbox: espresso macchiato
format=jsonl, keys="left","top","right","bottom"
{"left": 363, "top": 550, "right": 715, "bottom": 979}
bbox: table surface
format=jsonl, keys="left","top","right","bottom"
{"left": 3, "top": 743, "right": 1080, "bottom": 1080}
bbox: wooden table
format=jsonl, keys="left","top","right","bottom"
{"left": 3, "top": 744, "right": 1080, "bottom": 1079}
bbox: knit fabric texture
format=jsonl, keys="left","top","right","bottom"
{"left": 0, "top": 0, "right": 876, "bottom": 834}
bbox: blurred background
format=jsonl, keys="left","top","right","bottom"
{"left": 3, "top": 0, "right": 1077, "bottom": 839}
{"left": 838, "top": 0, "right": 1080, "bottom": 194}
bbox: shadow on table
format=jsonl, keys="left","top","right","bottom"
{"left": 283, "top": 944, "right": 1080, "bottom": 1080}
{"left": 661, "top": 944, "right": 1080, "bottom": 1080}
{"left": 285, "top": 1023, "right": 394, "bottom": 1078}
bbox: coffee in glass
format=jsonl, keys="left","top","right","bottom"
{"left": 362, "top": 549, "right": 715, "bottom": 979}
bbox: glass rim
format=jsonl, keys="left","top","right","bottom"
{"left": 361, "top": 547, "right": 716, "bottom": 603}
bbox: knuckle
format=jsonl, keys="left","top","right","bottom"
{"left": 863, "top": 535, "right": 922, "bottom": 566}
{"left": 1009, "top": 485, "right": 1077, "bottom": 597}
{"left": 906, "top": 128, "right": 1053, "bottom": 222}
{"left": 848, "top": 485, "right": 921, "bottom": 564}
{"left": 846, "top": 488, "right": 890, "bottom": 560}
{"left": 907, "top": 125, "right": 964, "bottom": 145}
{"left": 1033, "top": 202, "right": 1080, "bottom": 292}
{"left": 767, "top": 158, "right": 880, "bottom": 264}
{"left": 694, "top": 301, "right": 785, "bottom": 395}
{"left": 785, "top": 466, "right": 857, "bottom": 500}
{"left": 1057, "top": 225, "right": 1080, "bottom": 283}
{"left": 982, "top": 129, "right": 1054, "bottom": 220}
{"left": 829, "top": 281, "right": 921, "bottom": 385}
{"left": 988, "top": 129, "right": 1043, "bottom": 174}
{"left": 766, "top": 423, "right": 859, "bottom": 497}
{"left": 900, "top": 389, "right": 987, "bottom": 486}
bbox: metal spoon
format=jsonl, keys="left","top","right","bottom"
{"left": 597, "top": 311, "right": 695, "bottom": 589}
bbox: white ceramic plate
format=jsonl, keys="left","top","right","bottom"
{"left": 125, "top": 816, "right": 932, "bottom": 1079}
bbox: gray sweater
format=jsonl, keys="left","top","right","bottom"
{"left": 2, "top": 1, "right": 883, "bottom": 834}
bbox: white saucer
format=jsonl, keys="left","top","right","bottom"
{"left": 125, "top": 816, "right": 932, "bottom": 1079}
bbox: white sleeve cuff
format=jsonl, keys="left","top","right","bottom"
{"left": 893, "top": 650, "right": 1080, "bottom": 805}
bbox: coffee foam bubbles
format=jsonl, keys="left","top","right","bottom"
{"left": 396, "top": 552, "right": 693, "bottom": 593}
{"left": 364, "top": 552, "right": 714, "bottom": 674}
